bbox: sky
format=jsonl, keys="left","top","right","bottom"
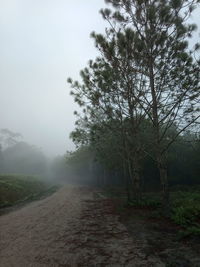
{"left": 0, "top": 1, "right": 199, "bottom": 157}
{"left": 0, "top": 0, "right": 107, "bottom": 157}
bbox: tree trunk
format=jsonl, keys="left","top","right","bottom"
{"left": 127, "top": 156, "right": 135, "bottom": 199}
{"left": 157, "top": 155, "right": 170, "bottom": 216}
{"left": 148, "top": 58, "right": 170, "bottom": 214}
{"left": 127, "top": 156, "right": 141, "bottom": 202}
{"left": 103, "top": 168, "right": 107, "bottom": 186}
{"left": 123, "top": 160, "right": 131, "bottom": 202}
{"left": 133, "top": 169, "right": 141, "bottom": 202}
{"left": 132, "top": 158, "right": 141, "bottom": 202}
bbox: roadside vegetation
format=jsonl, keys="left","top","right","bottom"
{"left": 101, "top": 186, "right": 200, "bottom": 238}
{"left": 170, "top": 189, "right": 200, "bottom": 237}
{"left": 0, "top": 174, "right": 58, "bottom": 209}
{"left": 0, "top": 129, "right": 59, "bottom": 210}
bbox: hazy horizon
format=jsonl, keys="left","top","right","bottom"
{"left": 0, "top": 0, "right": 107, "bottom": 157}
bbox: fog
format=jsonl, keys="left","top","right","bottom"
{"left": 0, "top": 0, "right": 107, "bottom": 157}
{"left": 0, "top": 1, "right": 199, "bottom": 157}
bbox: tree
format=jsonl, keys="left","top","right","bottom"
{"left": 65, "top": 147, "right": 97, "bottom": 185}
{"left": 3, "top": 142, "right": 47, "bottom": 175}
{"left": 0, "top": 129, "right": 22, "bottom": 149}
{"left": 68, "top": 0, "right": 200, "bottom": 212}
{"left": 99, "top": 0, "right": 200, "bottom": 213}
{"left": 68, "top": 49, "right": 150, "bottom": 200}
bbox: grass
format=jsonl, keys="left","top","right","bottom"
{"left": 170, "top": 190, "right": 200, "bottom": 238}
{"left": 100, "top": 186, "right": 200, "bottom": 238}
{"left": 137, "top": 191, "right": 200, "bottom": 237}
{"left": 0, "top": 174, "right": 59, "bottom": 209}
{"left": 99, "top": 186, "right": 200, "bottom": 265}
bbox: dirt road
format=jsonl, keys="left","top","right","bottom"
{"left": 0, "top": 186, "right": 164, "bottom": 267}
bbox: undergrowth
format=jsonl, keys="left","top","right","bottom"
{"left": 0, "top": 174, "right": 59, "bottom": 208}
{"left": 101, "top": 186, "right": 200, "bottom": 238}
{"left": 170, "top": 191, "right": 200, "bottom": 238}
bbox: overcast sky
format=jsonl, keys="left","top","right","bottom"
{"left": 0, "top": 1, "right": 199, "bottom": 157}
{"left": 0, "top": 0, "right": 108, "bottom": 156}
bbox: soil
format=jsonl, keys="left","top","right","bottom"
{"left": 0, "top": 186, "right": 199, "bottom": 266}
{"left": 117, "top": 203, "right": 200, "bottom": 267}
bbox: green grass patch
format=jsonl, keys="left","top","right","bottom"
{"left": 0, "top": 174, "right": 58, "bottom": 208}
{"left": 138, "top": 190, "right": 200, "bottom": 237}
{"left": 171, "top": 191, "right": 200, "bottom": 225}
{"left": 127, "top": 190, "right": 200, "bottom": 230}
{"left": 101, "top": 186, "right": 200, "bottom": 238}
{"left": 170, "top": 191, "right": 200, "bottom": 237}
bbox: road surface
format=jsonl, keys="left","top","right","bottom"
{"left": 0, "top": 186, "right": 163, "bottom": 266}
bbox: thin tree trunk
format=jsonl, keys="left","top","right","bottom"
{"left": 123, "top": 159, "right": 131, "bottom": 202}
{"left": 127, "top": 156, "right": 135, "bottom": 198}
{"left": 157, "top": 155, "right": 170, "bottom": 216}
{"left": 131, "top": 154, "right": 142, "bottom": 202}
{"left": 133, "top": 165, "right": 141, "bottom": 202}
{"left": 127, "top": 155, "right": 142, "bottom": 202}
{"left": 103, "top": 168, "right": 106, "bottom": 186}
{"left": 148, "top": 57, "right": 170, "bottom": 214}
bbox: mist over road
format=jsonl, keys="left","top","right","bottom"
{"left": 0, "top": 186, "right": 162, "bottom": 266}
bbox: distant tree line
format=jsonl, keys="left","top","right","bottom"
{"left": 0, "top": 129, "right": 47, "bottom": 175}
{"left": 62, "top": 133, "right": 200, "bottom": 186}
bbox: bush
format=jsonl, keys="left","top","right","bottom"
{"left": 171, "top": 192, "right": 200, "bottom": 227}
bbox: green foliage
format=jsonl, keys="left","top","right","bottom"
{"left": 123, "top": 189, "right": 200, "bottom": 237}
{"left": 68, "top": 0, "right": 200, "bottom": 211}
{"left": 171, "top": 191, "right": 200, "bottom": 228}
{"left": 65, "top": 147, "right": 98, "bottom": 185}
{"left": 178, "top": 226, "right": 200, "bottom": 239}
{"left": 66, "top": 146, "right": 92, "bottom": 167}
{"left": 0, "top": 174, "right": 49, "bottom": 208}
